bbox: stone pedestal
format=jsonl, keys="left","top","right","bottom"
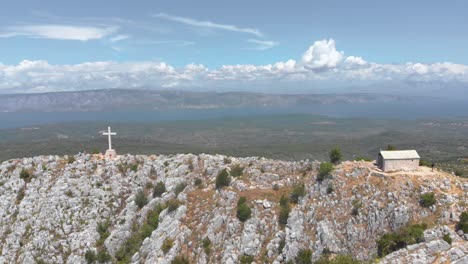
{"left": 105, "top": 149, "right": 117, "bottom": 159}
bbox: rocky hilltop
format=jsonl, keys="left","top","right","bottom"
{"left": 0, "top": 153, "right": 467, "bottom": 264}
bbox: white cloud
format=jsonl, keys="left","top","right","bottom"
{"left": 301, "top": 39, "right": 344, "bottom": 70}
{"left": 247, "top": 39, "right": 279, "bottom": 50}
{"left": 153, "top": 13, "right": 262, "bottom": 37}
{"left": 1, "top": 24, "right": 118, "bottom": 41}
{"left": 110, "top": 34, "right": 130, "bottom": 42}
{"left": 1, "top": 38, "right": 468, "bottom": 94}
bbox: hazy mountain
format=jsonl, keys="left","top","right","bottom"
{"left": 0, "top": 89, "right": 413, "bottom": 112}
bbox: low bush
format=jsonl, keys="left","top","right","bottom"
{"left": 202, "top": 237, "right": 211, "bottom": 255}
{"left": 84, "top": 250, "right": 96, "bottom": 264}
{"left": 354, "top": 156, "right": 373, "bottom": 162}
{"left": 194, "top": 178, "right": 203, "bottom": 186}
{"left": 215, "top": 169, "right": 230, "bottom": 189}
{"left": 237, "top": 197, "right": 252, "bottom": 222}
{"left": 457, "top": 211, "right": 468, "bottom": 233}
{"left": 167, "top": 199, "right": 180, "bottom": 213}
{"left": 443, "top": 234, "right": 452, "bottom": 244}
{"left": 326, "top": 183, "right": 334, "bottom": 194}
{"left": 96, "top": 247, "right": 111, "bottom": 263}
{"left": 135, "top": 190, "right": 148, "bottom": 209}
{"left": 174, "top": 182, "right": 187, "bottom": 196}
{"left": 68, "top": 156, "right": 76, "bottom": 164}
{"left": 153, "top": 181, "right": 166, "bottom": 198}
{"left": 20, "top": 169, "right": 31, "bottom": 181}
{"left": 239, "top": 255, "right": 254, "bottom": 264}
{"left": 317, "top": 162, "right": 333, "bottom": 182}
{"left": 162, "top": 238, "right": 174, "bottom": 254}
{"left": 130, "top": 163, "right": 138, "bottom": 172}
{"left": 295, "top": 249, "right": 312, "bottom": 264}
{"left": 377, "top": 223, "right": 427, "bottom": 257}
{"left": 172, "top": 256, "right": 190, "bottom": 264}
{"left": 230, "top": 164, "right": 244, "bottom": 177}
{"left": 419, "top": 159, "right": 432, "bottom": 167}
{"left": 290, "top": 183, "right": 306, "bottom": 204}
{"left": 314, "top": 254, "right": 360, "bottom": 264}
{"left": 278, "top": 195, "right": 290, "bottom": 226}
{"left": 96, "top": 220, "right": 110, "bottom": 247}
{"left": 419, "top": 192, "right": 436, "bottom": 208}
{"left": 329, "top": 146, "right": 343, "bottom": 164}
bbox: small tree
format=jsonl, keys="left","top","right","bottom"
{"left": 329, "top": 146, "right": 343, "bottom": 164}
{"left": 230, "top": 164, "right": 244, "bottom": 177}
{"left": 135, "top": 190, "right": 148, "bottom": 209}
{"left": 457, "top": 211, "right": 468, "bottom": 233}
{"left": 290, "top": 183, "right": 306, "bottom": 204}
{"left": 167, "top": 199, "right": 180, "bottom": 213}
{"left": 236, "top": 197, "right": 252, "bottom": 222}
{"left": 20, "top": 169, "right": 31, "bottom": 181}
{"left": 317, "top": 162, "right": 333, "bottom": 182}
{"left": 84, "top": 250, "right": 96, "bottom": 264}
{"left": 153, "top": 181, "right": 166, "bottom": 198}
{"left": 419, "top": 192, "right": 436, "bottom": 208}
{"left": 386, "top": 144, "right": 396, "bottom": 151}
{"left": 295, "top": 249, "right": 312, "bottom": 264}
{"left": 215, "top": 169, "right": 230, "bottom": 189}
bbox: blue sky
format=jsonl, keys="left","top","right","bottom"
{"left": 0, "top": 0, "right": 467, "bottom": 93}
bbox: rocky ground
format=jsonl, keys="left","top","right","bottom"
{"left": 0, "top": 153, "right": 467, "bottom": 264}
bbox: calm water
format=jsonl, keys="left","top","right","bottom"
{"left": 1, "top": 102, "right": 467, "bottom": 129}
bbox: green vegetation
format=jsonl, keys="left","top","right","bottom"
{"left": 224, "top": 157, "right": 232, "bottom": 164}
{"left": 443, "top": 234, "right": 452, "bottom": 245}
{"left": 326, "top": 183, "right": 334, "bottom": 194}
{"left": 194, "top": 178, "right": 203, "bottom": 187}
{"left": 419, "top": 192, "right": 436, "bottom": 208}
{"left": 20, "top": 169, "right": 31, "bottom": 182}
{"left": 239, "top": 255, "right": 254, "bottom": 264}
{"left": 419, "top": 159, "right": 432, "bottom": 167}
{"left": 174, "top": 182, "right": 187, "bottom": 196}
{"left": 135, "top": 190, "right": 148, "bottom": 209}
{"left": 16, "top": 187, "right": 26, "bottom": 202}
{"left": 329, "top": 146, "right": 343, "bottom": 164}
{"left": 278, "top": 237, "right": 286, "bottom": 253}
{"left": 84, "top": 250, "right": 96, "bottom": 264}
{"left": 386, "top": 144, "right": 396, "bottom": 151}
{"left": 115, "top": 203, "right": 165, "bottom": 263}
{"left": 215, "top": 169, "right": 231, "bottom": 189}
{"left": 351, "top": 199, "right": 362, "bottom": 216}
{"left": 96, "top": 220, "right": 110, "bottom": 247}
{"left": 377, "top": 223, "right": 427, "bottom": 257}
{"left": 354, "top": 156, "right": 373, "bottom": 162}
{"left": 236, "top": 196, "right": 252, "bottom": 222}
{"left": 314, "top": 254, "right": 360, "bottom": 264}
{"left": 278, "top": 195, "right": 290, "bottom": 226}
{"left": 153, "top": 181, "right": 166, "bottom": 198}
{"left": 294, "top": 249, "right": 312, "bottom": 264}
{"left": 67, "top": 156, "right": 76, "bottom": 164}
{"left": 172, "top": 256, "right": 190, "bottom": 264}
{"left": 230, "top": 164, "right": 244, "bottom": 177}
{"left": 167, "top": 199, "right": 180, "bottom": 213}
{"left": 96, "top": 248, "right": 111, "bottom": 263}
{"left": 162, "top": 238, "right": 174, "bottom": 254}
{"left": 290, "top": 183, "right": 306, "bottom": 203}
{"left": 317, "top": 162, "right": 333, "bottom": 182}
{"left": 202, "top": 237, "right": 211, "bottom": 255}
{"left": 457, "top": 211, "right": 468, "bottom": 233}
{"left": 130, "top": 163, "right": 138, "bottom": 172}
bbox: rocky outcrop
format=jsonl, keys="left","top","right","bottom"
{"left": 0, "top": 154, "right": 466, "bottom": 263}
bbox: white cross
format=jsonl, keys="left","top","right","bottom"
{"left": 102, "top": 126, "right": 117, "bottom": 150}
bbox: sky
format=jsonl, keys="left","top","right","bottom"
{"left": 0, "top": 0, "right": 467, "bottom": 94}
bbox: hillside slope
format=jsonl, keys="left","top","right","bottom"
{"left": 0, "top": 154, "right": 467, "bottom": 263}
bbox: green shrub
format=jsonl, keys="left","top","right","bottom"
{"left": 454, "top": 169, "right": 464, "bottom": 177}
{"left": 130, "top": 164, "right": 138, "bottom": 172}
{"left": 314, "top": 254, "right": 360, "bottom": 264}
{"left": 20, "top": 169, "right": 31, "bottom": 181}
{"left": 96, "top": 247, "right": 111, "bottom": 263}
{"left": 279, "top": 204, "right": 290, "bottom": 226}
{"left": 279, "top": 195, "right": 289, "bottom": 206}
{"left": 174, "top": 182, "right": 187, "bottom": 196}
{"left": 162, "top": 238, "right": 174, "bottom": 254}
{"left": 224, "top": 157, "right": 232, "bottom": 164}
{"left": 457, "top": 211, "right": 468, "bottom": 233}
{"left": 329, "top": 146, "right": 343, "bottom": 164}
{"left": 237, "top": 197, "right": 252, "bottom": 222}
{"left": 68, "top": 156, "right": 76, "bottom": 164}
{"left": 377, "top": 223, "right": 427, "bottom": 257}
{"left": 326, "top": 183, "right": 334, "bottom": 194}
{"left": 230, "top": 164, "right": 244, "bottom": 177}
{"left": 153, "top": 181, "right": 166, "bottom": 198}
{"left": 317, "top": 162, "right": 333, "bottom": 182}
{"left": 386, "top": 144, "right": 396, "bottom": 150}
{"left": 443, "top": 234, "right": 452, "bottom": 244}
{"left": 164, "top": 161, "right": 169, "bottom": 167}
{"left": 167, "top": 199, "right": 180, "bottom": 213}
{"left": 194, "top": 178, "right": 203, "bottom": 186}
{"left": 278, "top": 237, "right": 286, "bottom": 253}
{"left": 135, "top": 190, "right": 148, "bottom": 209}
{"left": 172, "top": 255, "right": 190, "bottom": 264}
{"left": 295, "top": 249, "right": 312, "bottom": 264}
{"left": 419, "top": 192, "right": 436, "bottom": 208}
{"left": 96, "top": 220, "right": 110, "bottom": 247}
{"left": 290, "top": 183, "right": 306, "bottom": 204}
{"left": 84, "top": 250, "right": 96, "bottom": 264}
{"left": 202, "top": 237, "right": 211, "bottom": 255}
{"left": 16, "top": 187, "right": 26, "bottom": 202}
{"left": 354, "top": 156, "right": 372, "bottom": 162}
{"left": 215, "top": 169, "right": 231, "bottom": 189}
{"left": 239, "top": 255, "right": 254, "bottom": 264}
{"left": 273, "top": 184, "right": 280, "bottom": 191}
{"left": 351, "top": 199, "right": 361, "bottom": 216}
{"left": 92, "top": 149, "right": 100, "bottom": 154}
{"left": 419, "top": 159, "right": 432, "bottom": 167}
